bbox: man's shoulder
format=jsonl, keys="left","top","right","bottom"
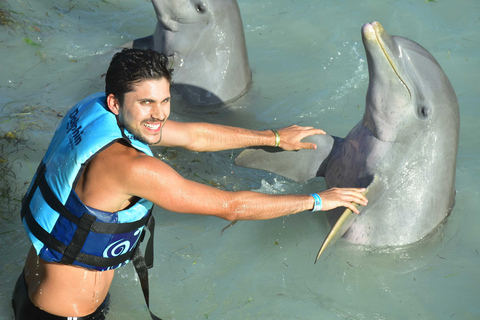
{"left": 99, "top": 140, "right": 164, "bottom": 172}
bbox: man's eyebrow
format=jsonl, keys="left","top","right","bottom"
{"left": 139, "top": 98, "right": 156, "bottom": 102}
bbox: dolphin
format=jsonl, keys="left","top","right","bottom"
{"left": 123, "top": 0, "right": 252, "bottom": 106}
{"left": 235, "top": 21, "right": 459, "bottom": 262}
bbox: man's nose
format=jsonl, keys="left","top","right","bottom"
{"left": 151, "top": 103, "right": 167, "bottom": 120}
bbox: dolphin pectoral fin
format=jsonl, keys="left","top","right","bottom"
{"left": 235, "top": 135, "right": 336, "bottom": 183}
{"left": 314, "top": 175, "right": 379, "bottom": 263}
{"left": 314, "top": 206, "right": 359, "bottom": 263}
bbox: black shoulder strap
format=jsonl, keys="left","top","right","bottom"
{"left": 131, "top": 214, "right": 163, "bottom": 320}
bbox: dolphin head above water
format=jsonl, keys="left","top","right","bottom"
{"left": 125, "top": 0, "right": 252, "bottom": 106}
{"left": 235, "top": 21, "right": 459, "bottom": 260}
{"left": 362, "top": 22, "right": 459, "bottom": 143}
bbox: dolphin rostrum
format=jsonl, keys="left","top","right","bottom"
{"left": 235, "top": 22, "right": 459, "bottom": 262}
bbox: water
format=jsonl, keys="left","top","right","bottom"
{"left": 1, "top": 0, "right": 479, "bottom": 319}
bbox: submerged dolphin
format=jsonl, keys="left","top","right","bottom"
{"left": 235, "top": 22, "right": 459, "bottom": 261}
{"left": 123, "top": 0, "right": 252, "bottom": 106}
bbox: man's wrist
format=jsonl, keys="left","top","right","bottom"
{"left": 310, "top": 193, "right": 323, "bottom": 211}
{"left": 271, "top": 129, "right": 280, "bottom": 147}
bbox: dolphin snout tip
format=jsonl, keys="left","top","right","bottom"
{"left": 362, "top": 21, "right": 384, "bottom": 33}
{"left": 361, "top": 21, "right": 387, "bottom": 42}
{"left": 361, "top": 23, "right": 376, "bottom": 40}
{"left": 362, "top": 22, "right": 373, "bottom": 30}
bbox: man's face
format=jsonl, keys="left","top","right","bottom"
{"left": 116, "top": 78, "right": 171, "bottom": 145}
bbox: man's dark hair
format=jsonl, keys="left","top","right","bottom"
{"left": 105, "top": 48, "right": 173, "bottom": 105}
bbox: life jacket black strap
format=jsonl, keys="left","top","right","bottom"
{"left": 23, "top": 205, "right": 142, "bottom": 268}
{"left": 23, "top": 205, "right": 68, "bottom": 253}
{"left": 36, "top": 169, "right": 149, "bottom": 234}
{"left": 21, "top": 162, "right": 155, "bottom": 269}
{"left": 144, "top": 212, "right": 155, "bottom": 269}
{"left": 60, "top": 212, "right": 97, "bottom": 265}
{"left": 132, "top": 225, "right": 163, "bottom": 320}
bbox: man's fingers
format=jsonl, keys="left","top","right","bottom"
{"left": 343, "top": 189, "right": 368, "bottom": 213}
{"left": 300, "top": 128, "right": 326, "bottom": 136}
{"left": 345, "top": 190, "right": 368, "bottom": 206}
{"left": 276, "top": 126, "right": 327, "bottom": 151}
{"left": 300, "top": 142, "right": 318, "bottom": 150}
{"left": 313, "top": 129, "right": 326, "bottom": 135}
{"left": 317, "top": 187, "right": 368, "bottom": 213}
{"left": 344, "top": 202, "right": 360, "bottom": 214}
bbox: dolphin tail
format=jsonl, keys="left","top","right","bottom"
{"left": 314, "top": 174, "right": 379, "bottom": 263}
{"left": 235, "top": 134, "right": 338, "bottom": 183}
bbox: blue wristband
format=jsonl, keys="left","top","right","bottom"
{"left": 310, "top": 193, "right": 322, "bottom": 211}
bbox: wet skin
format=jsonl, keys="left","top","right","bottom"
{"left": 24, "top": 79, "right": 172, "bottom": 317}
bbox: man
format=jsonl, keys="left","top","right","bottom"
{"left": 12, "top": 49, "right": 367, "bottom": 319}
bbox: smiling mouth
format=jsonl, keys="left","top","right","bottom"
{"left": 144, "top": 123, "right": 161, "bottom": 130}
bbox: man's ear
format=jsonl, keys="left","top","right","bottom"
{"left": 106, "top": 94, "right": 120, "bottom": 115}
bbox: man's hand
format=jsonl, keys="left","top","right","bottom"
{"left": 276, "top": 125, "right": 326, "bottom": 151}
{"left": 317, "top": 187, "right": 368, "bottom": 214}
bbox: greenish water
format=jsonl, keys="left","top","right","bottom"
{"left": 1, "top": 0, "right": 479, "bottom": 319}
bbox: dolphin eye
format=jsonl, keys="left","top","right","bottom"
{"left": 195, "top": 2, "right": 207, "bottom": 13}
{"left": 418, "top": 105, "right": 431, "bottom": 119}
{"left": 421, "top": 107, "right": 427, "bottom": 117}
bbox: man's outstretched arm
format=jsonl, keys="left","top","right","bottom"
{"left": 125, "top": 155, "right": 367, "bottom": 219}
{"left": 155, "top": 121, "right": 326, "bottom": 152}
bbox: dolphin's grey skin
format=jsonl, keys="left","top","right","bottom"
{"left": 235, "top": 22, "right": 459, "bottom": 256}
{"left": 123, "top": 0, "right": 252, "bottom": 106}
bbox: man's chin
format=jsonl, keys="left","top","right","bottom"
{"left": 130, "top": 128, "right": 162, "bottom": 145}
{"left": 147, "top": 134, "right": 162, "bottom": 146}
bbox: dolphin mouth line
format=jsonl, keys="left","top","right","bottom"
{"left": 160, "top": 16, "right": 204, "bottom": 31}
{"left": 373, "top": 26, "right": 412, "bottom": 99}
{"left": 159, "top": 19, "right": 175, "bottom": 32}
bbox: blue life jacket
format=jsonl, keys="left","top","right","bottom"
{"left": 21, "top": 93, "right": 155, "bottom": 271}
